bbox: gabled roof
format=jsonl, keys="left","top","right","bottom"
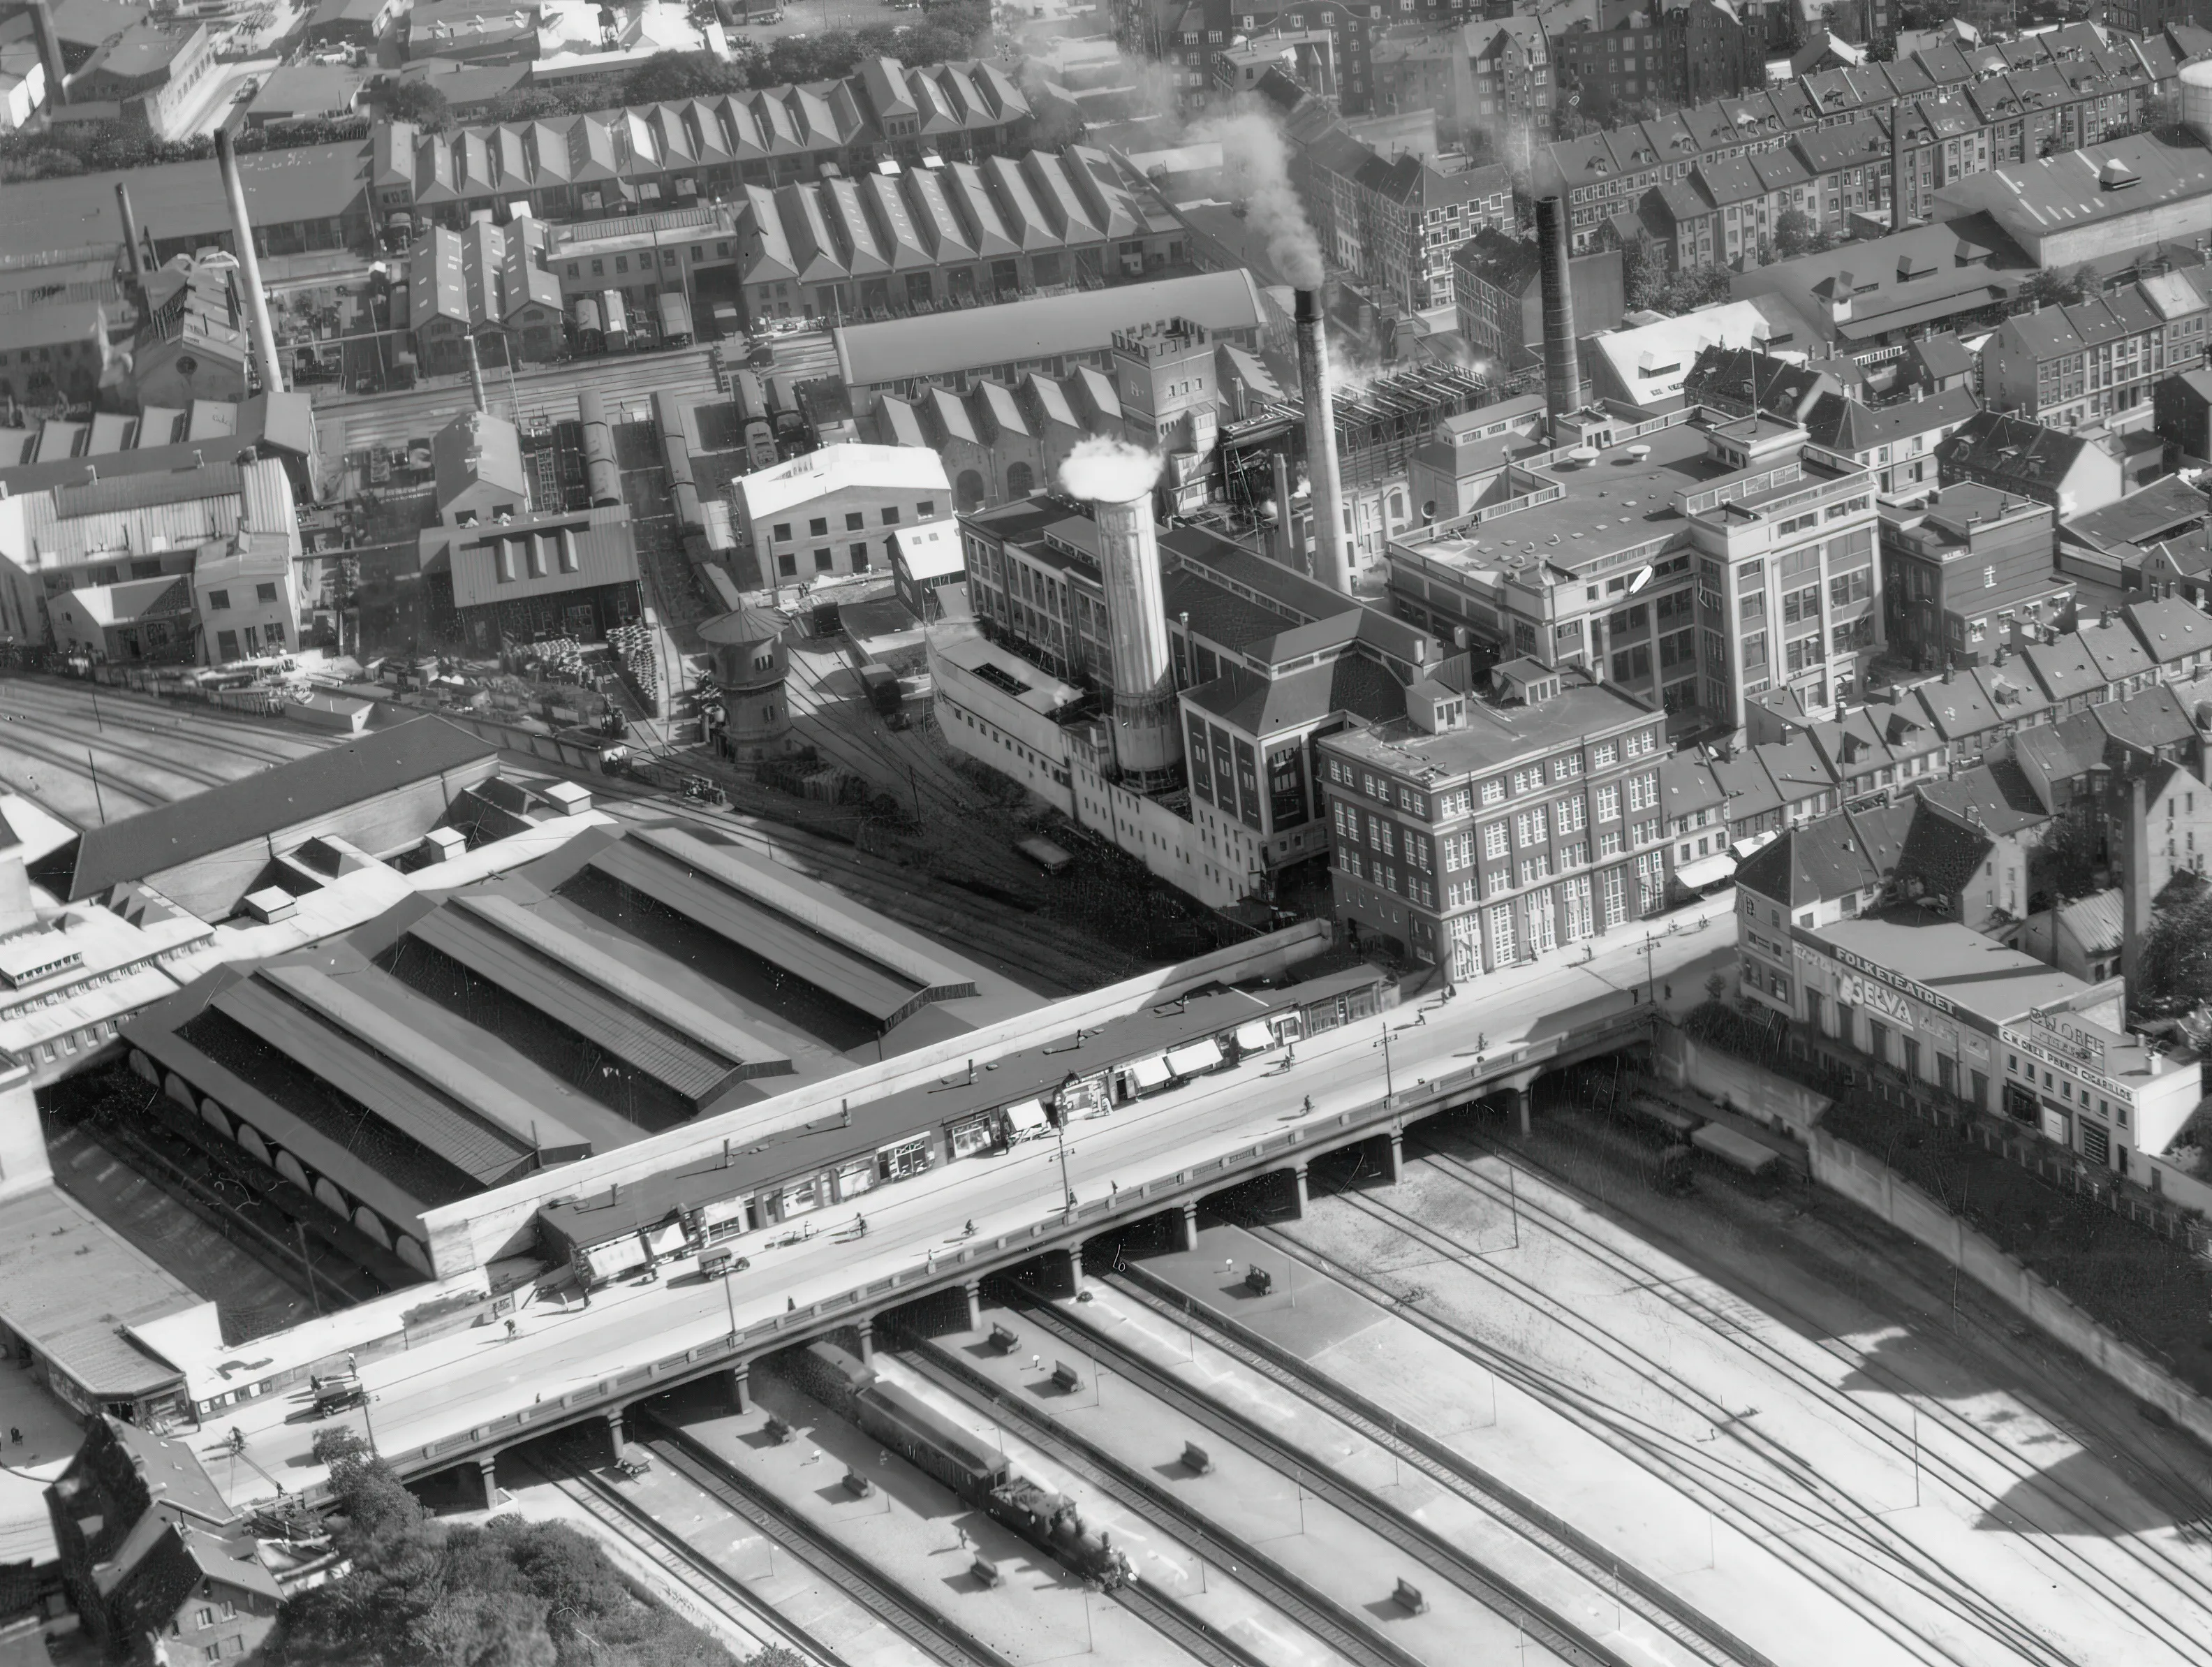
{"left": 1892, "top": 800, "right": 1995, "bottom": 905}
{"left": 30, "top": 719, "right": 497, "bottom": 902}
{"left": 1734, "top": 800, "right": 1912, "bottom": 907}
{"left": 2124, "top": 595, "right": 2212, "bottom": 666}
{"left": 1919, "top": 759, "right": 2051, "bottom": 836}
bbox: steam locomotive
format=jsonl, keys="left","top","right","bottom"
{"left": 788, "top": 1340, "right": 1137, "bottom": 1591}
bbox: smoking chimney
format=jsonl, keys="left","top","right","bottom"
{"left": 1535, "top": 196, "right": 1579, "bottom": 437}
{"left": 113, "top": 183, "right": 146, "bottom": 279}
{"left": 465, "top": 331, "right": 488, "bottom": 414}
{"left": 213, "top": 131, "right": 288, "bottom": 396}
{"left": 1060, "top": 439, "right": 1182, "bottom": 791}
{"left": 1294, "top": 288, "right": 1352, "bottom": 594}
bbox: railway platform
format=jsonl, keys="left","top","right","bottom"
{"left": 860, "top": 1354, "right": 1356, "bottom": 1667}
{"left": 672, "top": 1376, "right": 1201, "bottom": 1667}
{"left": 910, "top": 1313, "right": 1585, "bottom": 1667}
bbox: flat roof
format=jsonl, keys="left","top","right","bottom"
{"left": 1323, "top": 670, "right": 1660, "bottom": 781}
{"left": 33, "top": 717, "right": 498, "bottom": 902}
{"left": 0, "top": 1185, "right": 199, "bottom": 1401}
{"left": 1806, "top": 912, "right": 2090, "bottom": 1025}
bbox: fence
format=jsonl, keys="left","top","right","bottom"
{"left": 1699, "top": 1013, "right": 2212, "bottom": 1258}
{"left": 1811, "top": 1130, "right": 2212, "bottom": 1449}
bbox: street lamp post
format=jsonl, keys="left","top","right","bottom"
{"left": 1054, "top": 1113, "right": 1075, "bottom": 1221}
{"left": 1373, "top": 1026, "right": 1396, "bottom": 1103}
{"left": 1642, "top": 934, "right": 1658, "bottom": 1006}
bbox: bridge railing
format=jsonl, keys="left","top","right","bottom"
{"left": 374, "top": 1004, "right": 1654, "bottom": 1481}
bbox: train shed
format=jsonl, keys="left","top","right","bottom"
{"left": 119, "top": 821, "right": 1033, "bottom": 1279}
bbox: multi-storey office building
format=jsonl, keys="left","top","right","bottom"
{"left": 1317, "top": 659, "right": 1669, "bottom": 978}
{"left": 1384, "top": 407, "right": 1882, "bottom": 740}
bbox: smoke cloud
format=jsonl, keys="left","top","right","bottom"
{"left": 1195, "top": 110, "right": 1324, "bottom": 289}
{"left": 1059, "top": 436, "right": 1163, "bottom": 503}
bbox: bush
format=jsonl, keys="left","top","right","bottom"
{"left": 265, "top": 1448, "right": 739, "bottom": 1667}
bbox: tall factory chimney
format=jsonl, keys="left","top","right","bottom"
{"left": 114, "top": 183, "right": 147, "bottom": 279}
{"left": 1061, "top": 439, "right": 1182, "bottom": 791}
{"left": 27, "top": 0, "right": 66, "bottom": 106}
{"left": 1294, "top": 287, "right": 1352, "bottom": 595}
{"left": 1535, "top": 196, "right": 1579, "bottom": 438}
{"left": 2121, "top": 766, "right": 2152, "bottom": 993}
{"left": 214, "top": 130, "right": 288, "bottom": 396}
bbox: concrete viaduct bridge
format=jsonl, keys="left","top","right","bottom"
{"left": 385, "top": 1000, "right": 1657, "bottom": 1508}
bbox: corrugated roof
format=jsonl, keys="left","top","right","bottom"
{"left": 212, "top": 974, "right": 536, "bottom": 1184}
{"left": 585, "top": 838, "right": 927, "bottom": 1025}
{"left": 401, "top": 906, "right": 748, "bottom": 1104}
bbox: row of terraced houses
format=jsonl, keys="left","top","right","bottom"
{"left": 1538, "top": 21, "right": 2210, "bottom": 265}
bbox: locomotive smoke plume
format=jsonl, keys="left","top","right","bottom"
{"left": 1059, "top": 436, "right": 1164, "bottom": 503}
{"left": 1200, "top": 110, "right": 1324, "bottom": 289}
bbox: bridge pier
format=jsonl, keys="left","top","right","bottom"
{"left": 1177, "top": 1200, "right": 1200, "bottom": 1253}
{"left": 605, "top": 1407, "right": 626, "bottom": 1462}
{"left": 1053, "top": 1243, "right": 1084, "bottom": 1298}
{"left": 1290, "top": 1162, "right": 1309, "bottom": 1217}
{"left": 961, "top": 1279, "right": 983, "bottom": 1333}
{"left": 1502, "top": 1086, "right": 1531, "bottom": 1138}
{"left": 476, "top": 1454, "right": 500, "bottom": 1508}
{"left": 856, "top": 1316, "right": 876, "bottom": 1363}
{"left": 1387, "top": 1127, "right": 1403, "bottom": 1185}
{"left": 725, "top": 1363, "right": 749, "bottom": 1414}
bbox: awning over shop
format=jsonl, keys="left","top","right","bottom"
{"left": 1165, "top": 1038, "right": 1223, "bottom": 1076}
{"left": 1234, "top": 1022, "right": 1275, "bottom": 1052}
{"left": 1674, "top": 851, "right": 1736, "bottom": 888}
{"left": 1002, "top": 1099, "right": 1049, "bottom": 1136}
{"left": 1128, "top": 1055, "right": 1172, "bottom": 1090}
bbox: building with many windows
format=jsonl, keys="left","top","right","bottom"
{"left": 1979, "top": 269, "right": 2212, "bottom": 432}
{"left": 1316, "top": 658, "right": 1669, "bottom": 977}
{"left": 1880, "top": 483, "right": 2062, "bottom": 673}
{"left": 1384, "top": 405, "right": 1883, "bottom": 740}
{"left": 730, "top": 446, "right": 950, "bottom": 585}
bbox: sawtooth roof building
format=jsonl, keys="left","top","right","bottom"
{"left": 369, "top": 58, "right": 1033, "bottom": 234}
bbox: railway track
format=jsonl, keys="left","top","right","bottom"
{"left": 1252, "top": 1182, "right": 2087, "bottom": 1667}
{"left": 0, "top": 677, "right": 320, "bottom": 770}
{"left": 1089, "top": 1268, "right": 1767, "bottom": 1667}
{"left": 630, "top": 1407, "right": 1019, "bottom": 1667}
{"left": 969, "top": 1291, "right": 1657, "bottom": 1667}
{"left": 1416, "top": 1136, "right": 2212, "bottom": 1661}
{"left": 585, "top": 777, "right": 1103, "bottom": 994}
{"left": 895, "top": 1334, "right": 1422, "bottom": 1667}
{"left": 516, "top": 1444, "right": 845, "bottom": 1667}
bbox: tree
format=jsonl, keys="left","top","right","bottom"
{"left": 2135, "top": 883, "right": 2212, "bottom": 1018}
{"left": 1640, "top": 263, "right": 1735, "bottom": 315}
{"left": 2015, "top": 265, "right": 2094, "bottom": 311}
{"left": 622, "top": 50, "right": 744, "bottom": 105}
{"left": 263, "top": 1448, "right": 739, "bottom": 1667}
{"left": 1622, "top": 233, "right": 1672, "bottom": 311}
{"left": 2026, "top": 812, "right": 2102, "bottom": 913}
{"left": 382, "top": 79, "right": 452, "bottom": 131}
{"left": 1773, "top": 207, "right": 1831, "bottom": 261}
